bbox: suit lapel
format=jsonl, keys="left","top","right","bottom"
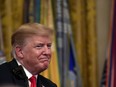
{"left": 8, "top": 59, "right": 29, "bottom": 87}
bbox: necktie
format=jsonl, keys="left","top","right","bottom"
{"left": 29, "top": 76, "right": 36, "bottom": 87}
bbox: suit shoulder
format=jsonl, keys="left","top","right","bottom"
{"left": 39, "top": 75, "right": 57, "bottom": 87}
{"left": 0, "top": 62, "right": 9, "bottom": 71}
{"left": 0, "top": 62, "right": 13, "bottom": 84}
{"left": 0, "top": 62, "right": 12, "bottom": 77}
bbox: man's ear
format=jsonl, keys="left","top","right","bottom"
{"left": 15, "top": 45, "right": 24, "bottom": 58}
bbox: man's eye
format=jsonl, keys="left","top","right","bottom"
{"left": 36, "top": 45, "right": 44, "bottom": 48}
{"left": 47, "top": 44, "right": 52, "bottom": 48}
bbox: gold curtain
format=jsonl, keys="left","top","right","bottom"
{"left": 0, "top": 0, "right": 13, "bottom": 61}
{"left": 69, "top": 0, "right": 98, "bottom": 87}
{"left": 0, "top": 0, "right": 24, "bottom": 61}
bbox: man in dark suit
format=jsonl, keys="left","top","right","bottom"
{"left": 0, "top": 23, "right": 57, "bottom": 87}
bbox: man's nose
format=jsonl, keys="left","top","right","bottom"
{"left": 43, "top": 46, "right": 51, "bottom": 54}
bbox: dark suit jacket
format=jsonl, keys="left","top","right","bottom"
{"left": 0, "top": 59, "right": 57, "bottom": 87}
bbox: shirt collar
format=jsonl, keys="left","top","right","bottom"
{"left": 16, "top": 59, "right": 32, "bottom": 79}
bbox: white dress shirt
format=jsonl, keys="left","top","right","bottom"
{"left": 16, "top": 59, "right": 37, "bottom": 87}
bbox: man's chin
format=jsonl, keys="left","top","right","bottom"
{"left": 43, "top": 61, "right": 49, "bottom": 69}
{"left": 37, "top": 61, "right": 50, "bottom": 72}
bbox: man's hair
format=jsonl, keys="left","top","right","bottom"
{"left": 11, "top": 23, "right": 54, "bottom": 47}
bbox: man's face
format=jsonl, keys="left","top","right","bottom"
{"left": 17, "top": 36, "right": 52, "bottom": 74}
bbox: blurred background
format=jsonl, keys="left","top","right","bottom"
{"left": 0, "top": 0, "right": 113, "bottom": 87}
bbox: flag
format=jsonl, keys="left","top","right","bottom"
{"left": 34, "top": 0, "right": 41, "bottom": 23}
{"left": 100, "top": 59, "right": 107, "bottom": 87}
{"left": 107, "top": 0, "right": 116, "bottom": 87}
{"left": 69, "top": 42, "right": 77, "bottom": 87}
{"left": 53, "top": 0, "right": 82, "bottom": 86}
{"left": 69, "top": 37, "right": 82, "bottom": 87}
{"left": 23, "top": 0, "right": 30, "bottom": 23}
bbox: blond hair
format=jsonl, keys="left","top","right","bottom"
{"left": 11, "top": 23, "right": 54, "bottom": 47}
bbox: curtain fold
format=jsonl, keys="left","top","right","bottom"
{"left": 69, "top": 0, "right": 98, "bottom": 87}
{"left": 0, "top": 0, "right": 24, "bottom": 61}
{"left": 0, "top": 0, "right": 13, "bottom": 61}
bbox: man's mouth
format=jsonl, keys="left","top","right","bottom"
{"left": 39, "top": 58, "right": 50, "bottom": 62}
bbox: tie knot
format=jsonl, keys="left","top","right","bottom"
{"left": 29, "top": 75, "right": 36, "bottom": 82}
{"left": 29, "top": 76, "right": 36, "bottom": 87}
